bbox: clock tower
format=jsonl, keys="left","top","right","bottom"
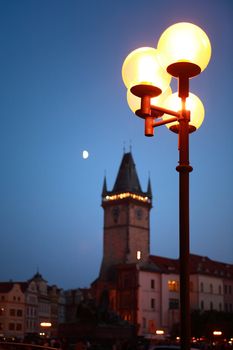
{"left": 100, "top": 151, "right": 152, "bottom": 280}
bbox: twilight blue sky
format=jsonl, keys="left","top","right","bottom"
{"left": 0, "top": 0, "right": 232, "bottom": 289}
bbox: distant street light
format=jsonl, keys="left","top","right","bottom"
{"left": 40, "top": 322, "right": 52, "bottom": 327}
{"left": 213, "top": 331, "right": 222, "bottom": 336}
{"left": 40, "top": 322, "right": 52, "bottom": 337}
{"left": 121, "top": 22, "right": 211, "bottom": 350}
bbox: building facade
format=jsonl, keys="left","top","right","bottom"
{"left": 0, "top": 283, "right": 25, "bottom": 339}
{"left": 92, "top": 151, "right": 233, "bottom": 337}
{"left": 0, "top": 273, "right": 65, "bottom": 340}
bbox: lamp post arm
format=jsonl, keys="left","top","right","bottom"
{"left": 144, "top": 115, "right": 178, "bottom": 136}
{"left": 153, "top": 117, "right": 178, "bottom": 127}
{"left": 151, "top": 104, "right": 180, "bottom": 118}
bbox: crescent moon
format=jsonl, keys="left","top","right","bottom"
{"left": 82, "top": 150, "right": 89, "bottom": 159}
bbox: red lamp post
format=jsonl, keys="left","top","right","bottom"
{"left": 122, "top": 22, "right": 211, "bottom": 350}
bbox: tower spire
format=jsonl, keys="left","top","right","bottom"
{"left": 112, "top": 152, "right": 142, "bottom": 194}
{"left": 102, "top": 175, "right": 108, "bottom": 198}
{"left": 147, "top": 176, "right": 152, "bottom": 200}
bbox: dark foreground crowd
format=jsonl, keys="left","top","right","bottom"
{"left": 0, "top": 336, "right": 233, "bottom": 350}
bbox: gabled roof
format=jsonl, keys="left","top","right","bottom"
{"left": 0, "top": 281, "right": 29, "bottom": 293}
{"left": 149, "top": 255, "right": 179, "bottom": 274}
{"left": 18, "top": 282, "right": 29, "bottom": 292}
{"left": 189, "top": 254, "right": 233, "bottom": 278}
{"left": 149, "top": 254, "right": 233, "bottom": 278}
{"left": 29, "top": 272, "right": 47, "bottom": 283}
{"left": 0, "top": 282, "right": 14, "bottom": 293}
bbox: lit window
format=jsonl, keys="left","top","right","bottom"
{"left": 137, "top": 251, "right": 141, "bottom": 260}
{"left": 168, "top": 280, "right": 179, "bottom": 292}
{"left": 123, "top": 313, "right": 131, "bottom": 321}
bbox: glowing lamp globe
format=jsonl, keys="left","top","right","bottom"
{"left": 157, "top": 22, "right": 211, "bottom": 76}
{"left": 162, "top": 92, "right": 205, "bottom": 132}
{"left": 127, "top": 87, "right": 172, "bottom": 114}
{"left": 122, "top": 47, "right": 171, "bottom": 97}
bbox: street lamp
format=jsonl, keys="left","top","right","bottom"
{"left": 40, "top": 322, "right": 52, "bottom": 337}
{"left": 121, "top": 22, "right": 211, "bottom": 350}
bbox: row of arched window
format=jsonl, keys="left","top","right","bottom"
{"left": 200, "top": 282, "right": 221, "bottom": 294}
